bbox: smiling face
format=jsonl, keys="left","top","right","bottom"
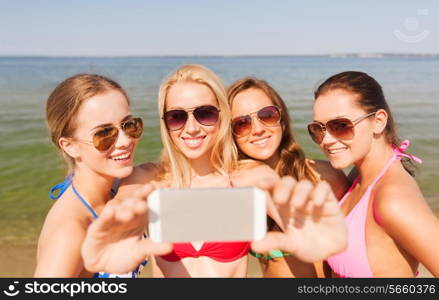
{"left": 231, "top": 88, "right": 283, "bottom": 165}
{"left": 67, "top": 90, "right": 139, "bottom": 179}
{"left": 312, "top": 89, "right": 375, "bottom": 169}
{"left": 164, "top": 81, "right": 220, "bottom": 162}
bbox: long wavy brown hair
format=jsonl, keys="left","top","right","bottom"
{"left": 228, "top": 77, "right": 320, "bottom": 233}
{"left": 228, "top": 77, "right": 319, "bottom": 182}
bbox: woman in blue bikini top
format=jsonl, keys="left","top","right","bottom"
{"left": 49, "top": 175, "right": 147, "bottom": 278}
{"left": 34, "top": 74, "right": 168, "bottom": 277}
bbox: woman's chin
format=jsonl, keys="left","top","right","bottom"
{"left": 180, "top": 148, "right": 209, "bottom": 161}
{"left": 113, "top": 166, "right": 134, "bottom": 179}
{"left": 328, "top": 158, "right": 351, "bottom": 170}
{"left": 242, "top": 147, "right": 275, "bottom": 162}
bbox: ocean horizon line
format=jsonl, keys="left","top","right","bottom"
{"left": 1, "top": 53, "right": 439, "bottom": 59}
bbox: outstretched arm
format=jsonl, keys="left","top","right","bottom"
{"left": 81, "top": 184, "right": 172, "bottom": 274}
{"left": 252, "top": 176, "right": 347, "bottom": 263}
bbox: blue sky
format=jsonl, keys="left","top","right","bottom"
{"left": 0, "top": 0, "right": 438, "bottom": 56}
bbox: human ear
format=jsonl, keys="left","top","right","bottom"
{"left": 59, "top": 137, "right": 80, "bottom": 159}
{"left": 373, "top": 109, "right": 388, "bottom": 134}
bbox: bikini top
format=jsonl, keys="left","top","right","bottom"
{"left": 50, "top": 174, "right": 147, "bottom": 278}
{"left": 249, "top": 249, "right": 291, "bottom": 261}
{"left": 326, "top": 140, "right": 422, "bottom": 278}
{"left": 159, "top": 177, "right": 251, "bottom": 263}
{"left": 160, "top": 241, "right": 250, "bottom": 262}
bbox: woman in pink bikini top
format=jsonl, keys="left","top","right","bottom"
{"left": 308, "top": 71, "right": 439, "bottom": 278}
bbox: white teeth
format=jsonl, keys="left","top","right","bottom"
{"left": 328, "top": 148, "right": 347, "bottom": 154}
{"left": 252, "top": 137, "right": 269, "bottom": 146}
{"left": 183, "top": 137, "right": 204, "bottom": 148}
{"left": 112, "top": 153, "right": 130, "bottom": 160}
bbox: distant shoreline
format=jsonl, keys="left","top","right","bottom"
{"left": 1, "top": 53, "right": 439, "bottom": 59}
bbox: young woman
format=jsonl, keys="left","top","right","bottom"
{"left": 309, "top": 71, "right": 439, "bottom": 277}
{"left": 228, "top": 77, "right": 350, "bottom": 277}
{"left": 34, "top": 74, "right": 169, "bottom": 277}
{"left": 80, "top": 65, "right": 348, "bottom": 277}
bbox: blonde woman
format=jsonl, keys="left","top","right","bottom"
{"left": 81, "top": 65, "right": 348, "bottom": 277}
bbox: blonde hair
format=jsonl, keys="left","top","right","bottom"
{"left": 46, "top": 74, "right": 129, "bottom": 173}
{"left": 228, "top": 77, "right": 319, "bottom": 183}
{"left": 157, "top": 64, "right": 238, "bottom": 188}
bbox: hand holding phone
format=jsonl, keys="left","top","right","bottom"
{"left": 251, "top": 176, "right": 347, "bottom": 263}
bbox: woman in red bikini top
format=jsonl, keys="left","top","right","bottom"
{"left": 110, "top": 64, "right": 280, "bottom": 277}
{"left": 151, "top": 64, "right": 286, "bottom": 277}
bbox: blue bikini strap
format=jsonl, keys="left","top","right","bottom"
{"left": 71, "top": 183, "right": 99, "bottom": 220}
{"left": 49, "top": 174, "right": 99, "bottom": 220}
{"left": 49, "top": 174, "right": 73, "bottom": 200}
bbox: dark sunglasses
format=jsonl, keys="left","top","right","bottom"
{"left": 77, "top": 117, "right": 143, "bottom": 151}
{"left": 307, "top": 112, "right": 376, "bottom": 144}
{"left": 231, "top": 105, "right": 282, "bottom": 137}
{"left": 163, "top": 105, "right": 220, "bottom": 131}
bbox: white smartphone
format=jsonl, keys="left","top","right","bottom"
{"left": 148, "top": 186, "right": 266, "bottom": 243}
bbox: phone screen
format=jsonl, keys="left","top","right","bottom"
{"left": 148, "top": 187, "right": 266, "bottom": 242}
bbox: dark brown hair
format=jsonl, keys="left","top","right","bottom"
{"left": 314, "top": 71, "right": 415, "bottom": 176}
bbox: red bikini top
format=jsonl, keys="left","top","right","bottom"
{"left": 160, "top": 241, "right": 250, "bottom": 262}
{"left": 159, "top": 178, "right": 251, "bottom": 262}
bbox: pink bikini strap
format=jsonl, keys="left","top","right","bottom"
{"left": 338, "top": 175, "right": 360, "bottom": 205}
{"left": 370, "top": 139, "right": 422, "bottom": 187}
{"left": 391, "top": 140, "right": 422, "bottom": 163}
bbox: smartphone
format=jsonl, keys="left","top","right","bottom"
{"left": 148, "top": 186, "right": 266, "bottom": 243}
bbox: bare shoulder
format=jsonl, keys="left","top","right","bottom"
{"left": 39, "top": 215, "right": 86, "bottom": 245}
{"left": 232, "top": 160, "right": 279, "bottom": 186}
{"left": 116, "top": 162, "right": 160, "bottom": 200}
{"left": 370, "top": 170, "right": 439, "bottom": 258}
{"left": 372, "top": 169, "right": 439, "bottom": 275}
{"left": 36, "top": 207, "right": 87, "bottom": 276}
{"left": 309, "top": 159, "right": 350, "bottom": 199}
{"left": 374, "top": 172, "right": 427, "bottom": 226}
{"left": 41, "top": 190, "right": 91, "bottom": 231}
{"left": 38, "top": 197, "right": 89, "bottom": 242}
{"left": 121, "top": 162, "right": 159, "bottom": 185}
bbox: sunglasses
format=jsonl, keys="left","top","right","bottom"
{"left": 77, "top": 117, "right": 143, "bottom": 151}
{"left": 163, "top": 105, "right": 220, "bottom": 131}
{"left": 231, "top": 105, "right": 282, "bottom": 137}
{"left": 307, "top": 112, "right": 376, "bottom": 144}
